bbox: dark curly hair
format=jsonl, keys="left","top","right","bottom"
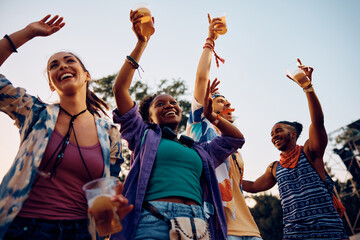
{"left": 276, "top": 121, "right": 303, "bottom": 140}
{"left": 139, "top": 94, "right": 158, "bottom": 121}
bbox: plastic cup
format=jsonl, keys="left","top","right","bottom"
{"left": 133, "top": 3, "right": 155, "bottom": 39}
{"left": 211, "top": 11, "right": 227, "bottom": 35}
{"left": 286, "top": 61, "right": 311, "bottom": 88}
{"left": 83, "top": 177, "right": 122, "bottom": 237}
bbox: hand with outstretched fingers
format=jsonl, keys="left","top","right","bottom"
{"left": 27, "top": 14, "right": 66, "bottom": 38}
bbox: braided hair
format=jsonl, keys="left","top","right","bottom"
{"left": 276, "top": 121, "right": 303, "bottom": 140}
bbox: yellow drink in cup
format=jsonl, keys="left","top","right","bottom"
{"left": 135, "top": 5, "right": 155, "bottom": 39}
{"left": 83, "top": 177, "right": 122, "bottom": 237}
{"left": 216, "top": 15, "right": 227, "bottom": 35}
{"left": 292, "top": 70, "right": 311, "bottom": 88}
{"left": 89, "top": 194, "right": 122, "bottom": 237}
{"left": 286, "top": 62, "right": 311, "bottom": 88}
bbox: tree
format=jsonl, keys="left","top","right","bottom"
{"left": 249, "top": 194, "right": 283, "bottom": 240}
{"left": 91, "top": 74, "right": 191, "bottom": 180}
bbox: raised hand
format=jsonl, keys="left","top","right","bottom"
{"left": 286, "top": 58, "right": 314, "bottom": 89}
{"left": 207, "top": 13, "right": 226, "bottom": 41}
{"left": 297, "top": 58, "right": 314, "bottom": 82}
{"left": 130, "top": 10, "right": 154, "bottom": 42}
{"left": 203, "top": 79, "right": 215, "bottom": 121}
{"left": 27, "top": 14, "right": 66, "bottom": 38}
{"left": 209, "top": 78, "right": 220, "bottom": 95}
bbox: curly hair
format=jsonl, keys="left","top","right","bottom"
{"left": 139, "top": 94, "right": 157, "bottom": 121}
{"left": 276, "top": 121, "right": 303, "bottom": 140}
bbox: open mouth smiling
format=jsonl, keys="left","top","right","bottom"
{"left": 60, "top": 73, "right": 74, "bottom": 81}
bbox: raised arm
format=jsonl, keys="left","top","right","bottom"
{"left": 194, "top": 14, "right": 224, "bottom": 104}
{"left": 113, "top": 10, "right": 154, "bottom": 116}
{"left": 242, "top": 162, "right": 278, "bottom": 193}
{"left": 287, "top": 59, "right": 328, "bottom": 174}
{"left": 0, "top": 15, "right": 65, "bottom": 67}
{"left": 203, "top": 80, "right": 243, "bottom": 139}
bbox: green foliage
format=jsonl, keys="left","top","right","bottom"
{"left": 249, "top": 194, "right": 283, "bottom": 240}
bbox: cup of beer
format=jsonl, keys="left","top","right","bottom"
{"left": 286, "top": 61, "right": 311, "bottom": 88}
{"left": 211, "top": 11, "right": 227, "bottom": 35}
{"left": 83, "top": 177, "right": 122, "bottom": 237}
{"left": 133, "top": 3, "right": 155, "bottom": 39}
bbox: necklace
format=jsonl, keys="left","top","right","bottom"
{"left": 35, "top": 106, "right": 93, "bottom": 184}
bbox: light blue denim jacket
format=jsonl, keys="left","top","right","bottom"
{"left": 111, "top": 103, "right": 245, "bottom": 240}
{"left": 0, "top": 74, "right": 122, "bottom": 239}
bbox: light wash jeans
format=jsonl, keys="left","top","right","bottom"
{"left": 134, "top": 201, "right": 205, "bottom": 240}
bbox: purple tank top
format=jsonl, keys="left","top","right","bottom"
{"left": 18, "top": 128, "right": 104, "bottom": 220}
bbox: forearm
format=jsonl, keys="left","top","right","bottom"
{"left": 242, "top": 179, "right": 274, "bottom": 193}
{"left": 242, "top": 180, "right": 258, "bottom": 193}
{"left": 113, "top": 40, "right": 148, "bottom": 116}
{"left": 0, "top": 28, "right": 34, "bottom": 66}
{"left": 207, "top": 112, "right": 243, "bottom": 139}
{"left": 306, "top": 90, "right": 324, "bottom": 127}
{"left": 194, "top": 45, "right": 213, "bottom": 104}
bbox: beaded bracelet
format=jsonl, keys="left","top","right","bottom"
{"left": 126, "top": 55, "right": 139, "bottom": 69}
{"left": 4, "top": 34, "right": 18, "bottom": 53}
{"left": 125, "top": 55, "right": 144, "bottom": 78}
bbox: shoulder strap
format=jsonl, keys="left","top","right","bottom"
{"left": 143, "top": 201, "right": 171, "bottom": 228}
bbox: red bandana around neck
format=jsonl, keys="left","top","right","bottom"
{"left": 279, "top": 145, "right": 303, "bottom": 169}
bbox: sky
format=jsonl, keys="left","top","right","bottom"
{"left": 0, "top": 0, "right": 359, "bottom": 197}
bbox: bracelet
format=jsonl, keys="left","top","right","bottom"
{"left": 125, "top": 55, "right": 144, "bottom": 78}
{"left": 125, "top": 58, "right": 138, "bottom": 69}
{"left": 4, "top": 34, "right": 18, "bottom": 53}
{"left": 206, "top": 37, "right": 215, "bottom": 47}
{"left": 126, "top": 55, "right": 139, "bottom": 69}
{"left": 203, "top": 43, "right": 225, "bottom": 68}
{"left": 211, "top": 114, "right": 220, "bottom": 126}
{"left": 303, "top": 84, "right": 314, "bottom": 93}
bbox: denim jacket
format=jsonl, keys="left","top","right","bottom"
{"left": 111, "top": 103, "right": 245, "bottom": 240}
{"left": 0, "top": 75, "right": 122, "bottom": 240}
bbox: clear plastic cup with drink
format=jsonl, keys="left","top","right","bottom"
{"left": 133, "top": 3, "right": 155, "bottom": 39}
{"left": 286, "top": 61, "right": 311, "bottom": 88}
{"left": 83, "top": 177, "right": 122, "bottom": 237}
{"left": 211, "top": 11, "right": 227, "bottom": 35}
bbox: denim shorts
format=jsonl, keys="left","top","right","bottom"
{"left": 134, "top": 201, "right": 206, "bottom": 240}
{"left": 4, "top": 216, "right": 92, "bottom": 240}
{"left": 228, "top": 236, "right": 263, "bottom": 240}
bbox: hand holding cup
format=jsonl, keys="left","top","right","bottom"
{"left": 286, "top": 58, "right": 313, "bottom": 89}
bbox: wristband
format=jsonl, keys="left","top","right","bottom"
{"left": 4, "top": 34, "right": 17, "bottom": 53}
{"left": 303, "top": 84, "right": 314, "bottom": 93}
{"left": 211, "top": 114, "right": 220, "bottom": 126}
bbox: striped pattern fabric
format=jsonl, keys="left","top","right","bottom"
{"left": 0, "top": 75, "right": 122, "bottom": 239}
{"left": 276, "top": 149, "right": 348, "bottom": 239}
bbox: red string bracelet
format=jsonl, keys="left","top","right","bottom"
{"left": 203, "top": 42, "right": 225, "bottom": 68}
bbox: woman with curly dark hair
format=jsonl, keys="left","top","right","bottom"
{"left": 110, "top": 9, "right": 245, "bottom": 240}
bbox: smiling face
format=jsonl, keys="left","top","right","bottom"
{"left": 212, "top": 96, "right": 234, "bottom": 123}
{"left": 271, "top": 123, "right": 297, "bottom": 152}
{"left": 47, "top": 52, "right": 90, "bottom": 96}
{"left": 148, "top": 94, "right": 182, "bottom": 131}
